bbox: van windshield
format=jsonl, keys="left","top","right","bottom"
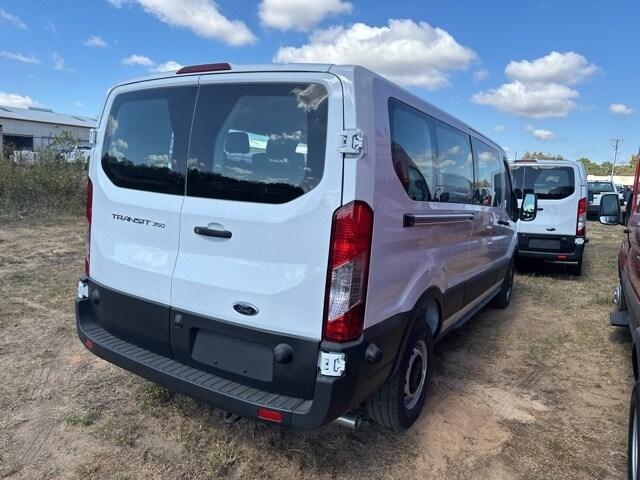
{"left": 511, "top": 165, "right": 575, "bottom": 200}
{"left": 588, "top": 181, "right": 615, "bottom": 194}
{"left": 101, "top": 83, "right": 329, "bottom": 204}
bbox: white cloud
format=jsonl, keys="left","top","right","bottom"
{"left": 73, "top": 100, "right": 84, "bottom": 108}
{"left": 493, "top": 124, "right": 506, "bottom": 133}
{"left": 274, "top": 19, "right": 477, "bottom": 90}
{"left": 473, "top": 69, "right": 489, "bottom": 82}
{"left": 526, "top": 125, "right": 556, "bottom": 141}
{"left": 107, "top": 0, "right": 255, "bottom": 46}
{"left": 122, "top": 54, "right": 155, "bottom": 66}
{"left": 45, "top": 21, "right": 57, "bottom": 34}
{"left": 473, "top": 51, "right": 598, "bottom": 118}
{"left": 472, "top": 81, "right": 579, "bottom": 118}
{"left": 84, "top": 35, "right": 109, "bottom": 48}
{"left": 0, "top": 51, "right": 39, "bottom": 64}
{"left": 259, "top": 0, "right": 352, "bottom": 31}
{"left": 52, "top": 51, "right": 74, "bottom": 72}
{"left": 505, "top": 51, "right": 598, "bottom": 86}
{"left": 0, "top": 9, "right": 26, "bottom": 29}
{"left": 122, "top": 55, "right": 183, "bottom": 73}
{"left": 0, "top": 92, "right": 39, "bottom": 108}
{"left": 609, "top": 103, "right": 633, "bottom": 115}
{"left": 151, "top": 60, "right": 183, "bottom": 72}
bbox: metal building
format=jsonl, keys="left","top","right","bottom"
{"left": 0, "top": 105, "right": 96, "bottom": 151}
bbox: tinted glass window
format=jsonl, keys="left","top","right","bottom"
{"left": 101, "top": 87, "right": 197, "bottom": 194}
{"left": 187, "top": 83, "right": 328, "bottom": 204}
{"left": 472, "top": 138, "right": 503, "bottom": 207}
{"left": 388, "top": 99, "right": 474, "bottom": 204}
{"left": 588, "top": 181, "right": 614, "bottom": 194}
{"left": 389, "top": 99, "right": 435, "bottom": 201}
{"left": 511, "top": 166, "right": 575, "bottom": 200}
{"left": 433, "top": 121, "right": 473, "bottom": 204}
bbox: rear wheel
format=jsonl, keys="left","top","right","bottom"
{"left": 619, "top": 270, "right": 628, "bottom": 311}
{"left": 366, "top": 308, "right": 435, "bottom": 431}
{"left": 491, "top": 259, "right": 514, "bottom": 309}
{"left": 570, "top": 256, "right": 583, "bottom": 276}
{"left": 629, "top": 383, "right": 640, "bottom": 480}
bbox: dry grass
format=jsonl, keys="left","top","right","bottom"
{"left": 0, "top": 219, "right": 632, "bottom": 479}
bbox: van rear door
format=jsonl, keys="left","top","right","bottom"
{"left": 169, "top": 74, "right": 344, "bottom": 393}
{"left": 90, "top": 78, "right": 198, "bottom": 355}
{"left": 512, "top": 164, "right": 579, "bottom": 237}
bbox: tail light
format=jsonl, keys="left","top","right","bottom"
{"left": 577, "top": 197, "right": 587, "bottom": 237}
{"left": 323, "top": 201, "right": 373, "bottom": 342}
{"left": 85, "top": 178, "right": 93, "bottom": 275}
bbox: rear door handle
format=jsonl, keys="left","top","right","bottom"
{"left": 497, "top": 220, "right": 510, "bottom": 226}
{"left": 194, "top": 226, "right": 232, "bottom": 239}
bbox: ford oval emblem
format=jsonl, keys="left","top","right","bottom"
{"left": 233, "top": 302, "right": 258, "bottom": 316}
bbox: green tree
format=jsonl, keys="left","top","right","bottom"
{"left": 522, "top": 151, "right": 565, "bottom": 161}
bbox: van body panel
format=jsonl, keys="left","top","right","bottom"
{"left": 170, "top": 72, "right": 344, "bottom": 340}
{"left": 359, "top": 69, "right": 511, "bottom": 331}
{"left": 90, "top": 76, "right": 199, "bottom": 305}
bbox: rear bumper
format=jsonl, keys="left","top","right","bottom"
{"left": 75, "top": 279, "right": 409, "bottom": 430}
{"left": 517, "top": 233, "right": 585, "bottom": 262}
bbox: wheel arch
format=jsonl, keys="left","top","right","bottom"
{"left": 389, "top": 286, "right": 443, "bottom": 378}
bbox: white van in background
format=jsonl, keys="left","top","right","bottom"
{"left": 510, "top": 160, "right": 588, "bottom": 275}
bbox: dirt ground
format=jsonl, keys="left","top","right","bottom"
{"left": 0, "top": 219, "right": 633, "bottom": 479}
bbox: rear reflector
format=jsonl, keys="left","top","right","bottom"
{"left": 84, "top": 338, "right": 94, "bottom": 350}
{"left": 176, "top": 63, "right": 231, "bottom": 75}
{"left": 557, "top": 255, "right": 568, "bottom": 260}
{"left": 257, "top": 407, "right": 283, "bottom": 423}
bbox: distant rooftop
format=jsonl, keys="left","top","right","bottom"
{"left": 0, "top": 105, "right": 96, "bottom": 128}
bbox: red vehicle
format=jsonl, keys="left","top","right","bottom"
{"left": 601, "top": 162, "right": 640, "bottom": 479}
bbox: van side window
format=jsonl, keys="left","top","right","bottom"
{"left": 388, "top": 98, "right": 474, "bottom": 204}
{"left": 472, "top": 139, "right": 503, "bottom": 207}
{"left": 101, "top": 87, "right": 198, "bottom": 195}
{"left": 187, "top": 83, "right": 328, "bottom": 204}
{"left": 433, "top": 121, "right": 474, "bottom": 204}
{"left": 388, "top": 99, "right": 435, "bottom": 201}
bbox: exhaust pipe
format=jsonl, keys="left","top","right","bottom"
{"left": 334, "top": 412, "right": 361, "bottom": 431}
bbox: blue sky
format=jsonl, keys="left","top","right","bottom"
{"left": 0, "top": 0, "right": 638, "bottom": 164}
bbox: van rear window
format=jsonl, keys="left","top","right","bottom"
{"left": 101, "top": 87, "right": 198, "bottom": 195}
{"left": 511, "top": 166, "right": 575, "bottom": 200}
{"left": 101, "top": 83, "right": 328, "bottom": 203}
{"left": 187, "top": 83, "right": 328, "bottom": 204}
{"left": 588, "top": 181, "right": 615, "bottom": 194}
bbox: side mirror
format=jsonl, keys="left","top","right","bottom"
{"left": 599, "top": 193, "right": 621, "bottom": 225}
{"left": 519, "top": 192, "right": 537, "bottom": 222}
{"left": 89, "top": 128, "right": 97, "bottom": 146}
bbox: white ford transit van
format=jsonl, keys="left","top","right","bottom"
{"left": 76, "top": 63, "right": 536, "bottom": 431}
{"left": 510, "top": 159, "right": 587, "bottom": 275}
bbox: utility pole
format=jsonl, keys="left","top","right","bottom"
{"left": 611, "top": 138, "right": 623, "bottom": 179}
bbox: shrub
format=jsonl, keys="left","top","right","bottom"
{"left": 0, "top": 140, "right": 87, "bottom": 221}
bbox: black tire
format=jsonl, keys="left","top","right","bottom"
{"left": 619, "top": 272, "right": 628, "bottom": 312}
{"left": 570, "top": 257, "right": 583, "bottom": 277}
{"left": 491, "top": 259, "right": 514, "bottom": 309}
{"left": 629, "top": 382, "right": 640, "bottom": 480}
{"left": 366, "top": 313, "right": 434, "bottom": 431}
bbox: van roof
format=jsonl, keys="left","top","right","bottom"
{"left": 112, "top": 63, "right": 335, "bottom": 88}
